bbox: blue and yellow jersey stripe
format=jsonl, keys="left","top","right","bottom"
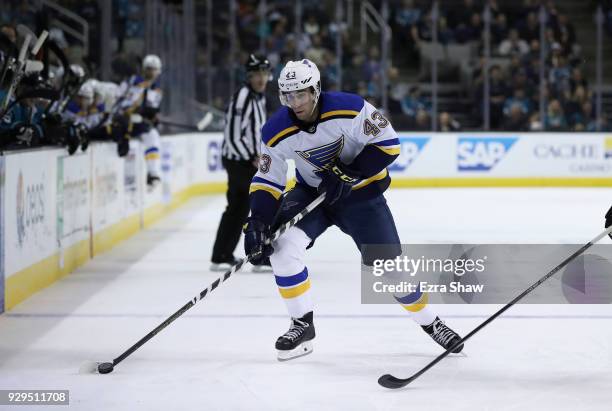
{"left": 249, "top": 176, "right": 285, "bottom": 200}
{"left": 275, "top": 268, "right": 311, "bottom": 299}
{"left": 266, "top": 125, "right": 300, "bottom": 148}
{"left": 371, "top": 138, "right": 401, "bottom": 156}
{"left": 352, "top": 169, "right": 389, "bottom": 190}
{"left": 319, "top": 109, "right": 359, "bottom": 122}
{"left": 394, "top": 289, "right": 429, "bottom": 312}
{"left": 144, "top": 147, "right": 160, "bottom": 160}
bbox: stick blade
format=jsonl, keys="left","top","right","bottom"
{"left": 197, "top": 112, "right": 213, "bottom": 130}
{"left": 79, "top": 361, "right": 114, "bottom": 374}
{"left": 79, "top": 361, "right": 102, "bottom": 374}
{"left": 378, "top": 374, "right": 412, "bottom": 389}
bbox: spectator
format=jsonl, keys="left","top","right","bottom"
{"left": 401, "top": 86, "right": 430, "bottom": 118}
{"left": 438, "top": 16, "right": 455, "bottom": 45}
{"left": 545, "top": 99, "right": 568, "bottom": 131}
{"left": 523, "top": 39, "right": 540, "bottom": 65}
{"left": 507, "top": 55, "right": 523, "bottom": 79}
{"left": 450, "top": 0, "right": 480, "bottom": 30}
{"left": 503, "top": 103, "right": 529, "bottom": 131}
{"left": 456, "top": 12, "right": 483, "bottom": 43}
{"left": 498, "top": 29, "right": 530, "bottom": 56}
{"left": 503, "top": 88, "right": 531, "bottom": 117}
{"left": 393, "top": 0, "right": 422, "bottom": 65}
{"left": 529, "top": 112, "right": 543, "bottom": 131}
{"left": 362, "top": 46, "right": 382, "bottom": 83}
{"left": 438, "top": 111, "right": 461, "bottom": 131}
{"left": 491, "top": 13, "right": 509, "bottom": 45}
{"left": 394, "top": 0, "right": 422, "bottom": 30}
{"left": 411, "top": 10, "right": 434, "bottom": 44}
{"left": 554, "top": 14, "right": 576, "bottom": 44}
{"left": 487, "top": 0, "right": 503, "bottom": 18}
{"left": 548, "top": 53, "right": 571, "bottom": 97}
{"left": 571, "top": 100, "right": 594, "bottom": 131}
{"left": 303, "top": 14, "right": 320, "bottom": 37}
{"left": 518, "top": 11, "right": 539, "bottom": 43}
{"left": 569, "top": 67, "right": 588, "bottom": 93}
{"left": 564, "top": 85, "right": 589, "bottom": 122}
{"left": 511, "top": 68, "right": 537, "bottom": 101}
{"left": 320, "top": 50, "right": 338, "bottom": 90}
{"left": 486, "top": 65, "right": 509, "bottom": 129}
{"left": 304, "top": 34, "right": 326, "bottom": 67}
{"left": 413, "top": 108, "right": 430, "bottom": 131}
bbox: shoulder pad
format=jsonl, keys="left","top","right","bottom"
{"left": 262, "top": 106, "right": 299, "bottom": 147}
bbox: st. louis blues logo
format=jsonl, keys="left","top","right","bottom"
{"left": 296, "top": 136, "right": 344, "bottom": 172}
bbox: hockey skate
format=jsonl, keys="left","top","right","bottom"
{"left": 276, "top": 311, "right": 315, "bottom": 361}
{"left": 146, "top": 173, "right": 161, "bottom": 191}
{"left": 422, "top": 317, "right": 464, "bottom": 353}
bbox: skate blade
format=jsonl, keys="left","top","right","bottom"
{"left": 277, "top": 341, "right": 313, "bottom": 361}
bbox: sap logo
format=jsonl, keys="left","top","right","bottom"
{"left": 533, "top": 144, "right": 599, "bottom": 159}
{"left": 457, "top": 137, "right": 517, "bottom": 171}
{"left": 388, "top": 137, "right": 430, "bottom": 172}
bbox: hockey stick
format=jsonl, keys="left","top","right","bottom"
{"left": 158, "top": 112, "right": 214, "bottom": 131}
{"left": 82, "top": 193, "right": 326, "bottom": 374}
{"left": 0, "top": 35, "right": 30, "bottom": 115}
{"left": 378, "top": 225, "right": 612, "bottom": 389}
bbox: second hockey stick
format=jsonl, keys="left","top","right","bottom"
{"left": 378, "top": 224, "right": 612, "bottom": 389}
{"left": 82, "top": 193, "right": 326, "bottom": 375}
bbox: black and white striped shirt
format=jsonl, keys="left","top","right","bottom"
{"left": 222, "top": 85, "right": 267, "bottom": 161}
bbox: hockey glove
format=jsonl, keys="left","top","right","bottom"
{"left": 317, "top": 161, "right": 360, "bottom": 205}
{"left": 606, "top": 205, "right": 612, "bottom": 239}
{"left": 244, "top": 217, "right": 274, "bottom": 265}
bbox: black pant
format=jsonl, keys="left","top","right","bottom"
{"left": 211, "top": 157, "right": 257, "bottom": 262}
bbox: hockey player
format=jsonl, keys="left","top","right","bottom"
{"left": 210, "top": 54, "right": 271, "bottom": 272}
{"left": 118, "top": 54, "right": 163, "bottom": 188}
{"left": 63, "top": 82, "right": 105, "bottom": 129}
{"left": 244, "top": 59, "right": 464, "bottom": 361}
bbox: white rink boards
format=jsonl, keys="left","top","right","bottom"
{"left": 0, "top": 188, "right": 611, "bottom": 411}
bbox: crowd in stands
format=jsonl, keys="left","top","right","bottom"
{"left": 388, "top": 0, "right": 611, "bottom": 131}
{"left": 3, "top": 0, "right": 610, "bottom": 133}
{"left": 233, "top": 0, "right": 610, "bottom": 131}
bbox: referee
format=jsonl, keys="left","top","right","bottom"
{"left": 211, "top": 54, "right": 272, "bottom": 272}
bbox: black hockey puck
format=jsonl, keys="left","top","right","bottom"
{"left": 98, "top": 362, "right": 114, "bottom": 374}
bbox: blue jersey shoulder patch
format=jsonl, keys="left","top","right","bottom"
{"left": 262, "top": 106, "right": 299, "bottom": 147}
{"left": 319, "top": 91, "right": 364, "bottom": 117}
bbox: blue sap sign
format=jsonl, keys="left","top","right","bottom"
{"left": 388, "top": 137, "right": 430, "bottom": 172}
{"left": 457, "top": 137, "right": 518, "bottom": 171}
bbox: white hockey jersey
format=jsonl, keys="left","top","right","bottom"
{"left": 117, "top": 75, "right": 162, "bottom": 116}
{"left": 249, "top": 91, "right": 400, "bottom": 221}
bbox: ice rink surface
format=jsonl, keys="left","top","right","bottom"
{"left": 1, "top": 188, "right": 611, "bottom": 411}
